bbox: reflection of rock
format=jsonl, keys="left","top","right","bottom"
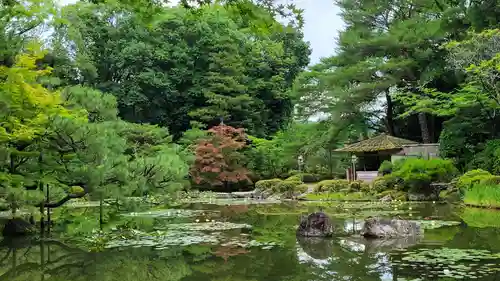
{"left": 296, "top": 236, "right": 333, "bottom": 260}
{"left": 361, "top": 217, "right": 422, "bottom": 238}
{"left": 2, "top": 218, "right": 35, "bottom": 237}
{"left": 341, "top": 236, "right": 420, "bottom": 253}
{"left": 296, "top": 212, "right": 334, "bottom": 237}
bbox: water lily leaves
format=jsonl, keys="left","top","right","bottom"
{"left": 121, "top": 209, "right": 219, "bottom": 218}
{"left": 160, "top": 222, "right": 252, "bottom": 232}
{"left": 179, "top": 198, "right": 280, "bottom": 206}
{"left": 397, "top": 248, "right": 500, "bottom": 279}
{"left": 412, "top": 220, "right": 461, "bottom": 230}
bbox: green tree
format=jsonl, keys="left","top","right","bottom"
{"left": 53, "top": 1, "right": 309, "bottom": 139}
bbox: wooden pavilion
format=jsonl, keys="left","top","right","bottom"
{"left": 335, "top": 134, "right": 418, "bottom": 182}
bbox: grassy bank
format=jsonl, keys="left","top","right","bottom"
{"left": 463, "top": 184, "right": 500, "bottom": 208}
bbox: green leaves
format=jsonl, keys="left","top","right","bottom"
{"left": 55, "top": 1, "right": 309, "bottom": 139}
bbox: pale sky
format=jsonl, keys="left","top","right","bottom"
{"left": 57, "top": 0, "right": 343, "bottom": 65}
{"left": 290, "top": 0, "right": 342, "bottom": 64}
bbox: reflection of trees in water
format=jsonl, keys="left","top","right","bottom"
{"left": 296, "top": 237, "right": 333, "bottom": 260}
{"left": 0, "top": 237, "right": 192, "bottom": 281}
{"left": 0, "top": 237, "right": 92, "bottom": 281}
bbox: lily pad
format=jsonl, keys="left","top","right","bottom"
{"left": 396, "top": 247, "right": 500, "bottom": 279}
{"left": 121, "top": 209, "right": 219, "bottom": 218}
{"left": 161, "top": 222, "right": 252, "bottom": 232}
{"left": 90, "top": 228, "right": 275, "bottom": 251}
{"left": 65, "top": 201, "right": 110, "bottom": 208}
{"left": 412, "top": 220, "right": 461, "bottom": 230}
{"left": 179, "top": 198, "right": 280, "bottom": 206}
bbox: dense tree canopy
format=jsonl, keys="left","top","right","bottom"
{"left": 3, "top": 0, "right": 500, "bottom": 208}
{"left": 52, "top": 0, "right": 310, "bottom": 139}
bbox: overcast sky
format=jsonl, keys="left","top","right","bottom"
{"left": 57, "top": 0, "right": 343, "bottom": 65}
{"left": 290, "top": 0, "right": 342, "bottom": 64}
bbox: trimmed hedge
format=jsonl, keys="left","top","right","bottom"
{"left": 456, "top": 169, "right": 494, "bottom": 190}
{"left": 255, "top": 179, "right": 282, "bottom": 191}
{"left": 275, "top": 180, "right": 303, "bottom": 193}
{"left": 315, "top": 179, "right": 349, "bottom": 192}
{"left": 285, "top": 173, "right": 318, "bottom": 183}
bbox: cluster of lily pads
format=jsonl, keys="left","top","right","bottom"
{"left": 414, "top": 220, "right": 461, "bottom": 230}
{"left": 394, "top": 247, "right": 500, "bottom": 279}
{"left": 121, "top": 209, "right": 220, "bottom": 219}
{"left": 87, "top": 226, "right": 277, "bottom": 251}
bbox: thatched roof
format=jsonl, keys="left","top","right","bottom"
{"left": 335, "top": 134, "right": 418, "bottom": 153}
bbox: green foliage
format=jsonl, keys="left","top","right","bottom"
{"left": 348, "top": 180, "right": 369, "bottom": 193}
{"left": 284, "top": 175, "right": 301, "bottom": 182}
{"left": 378, "top": 160, "right": 393, "bottom": 175}
{"left": 274, "top": 180, "right": 303, "bottom": 193}
{"left": 315, "top": 179, "right": 350, "bottom": 193}
{"left": 246, "top": 122, "right": 350, "bottom": 181}
{"left": 456, "top": 169, "right": 493, "bottom": 190}
{"left": 291, "top": 173, "right": 318, "bottom": 183}
{"left": 371, "top": 175, "right": 402, "bottom": 193}
{"left": 0, "top": 47, "right": 189, "bottom": 211}
{"left": 55, "top": 1, "right": 310, "bottom": 139}
{"left": 254, "top": 179, "right": 282, "bottom": 191}
{"left": 464, "top": 183, "right": 500, "bottom": 208}
{"left": 468, "top": 139, "right": 500, "bottom": 174}
{"left": 391, "top": 158, "right": 458, "bottom": 193}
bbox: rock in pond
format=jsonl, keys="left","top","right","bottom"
{"left": 361, "top": 217, "right": 422, "bottom": 239}
{"left": 2, "top": 218, "right": 36, "bottom": 237}
{"left": 296, "top": 212, "right": 334, "bottom": 237}
{"left": 380, "top": 195, "right": 392, "bottom": 202}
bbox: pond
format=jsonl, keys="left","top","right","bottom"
{"left": 1, "top": 199, "right": 500, "bottom": 281}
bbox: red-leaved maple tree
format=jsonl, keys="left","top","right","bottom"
{"left": 190, "top": 124, "right": 250, "bottom": 189}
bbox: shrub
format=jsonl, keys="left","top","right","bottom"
{"left": 315, "top": 179, "right": 349, "bottom": 192}
{"left": 255, "top": 179, "right": 282, "bottom": 191}
{"left": 274, "top": 180, "right": 303, "bottom": 193}
{"left": 456, "top": 169, "right": 492, "bottom": 190}
{"left": 295, "top": 184, "right": 309, "bottom": 194}
{"left": 371, "top": 175, "right": 403, "bottom": 193}
{"left": 285, "top": 175, "right": 301, "bottom": 182}
{"left": 480, "top": 175, "right": 500, "bottom": 185}
{"left": 348, "top": 180, "right": 370, "bottom": 192}
{"left": 285, "top": 173, "right": 319, "bottom": 183}
{"left": 391, "top": 158, "right": 458, "bottom": 193}
{"left": 299, "top": 173, "right": 319, "bottom": 183}
{"left": 378, "top": 160, "right": 393, "bottom": 175}
{"left": 468, "top": 139, "right": 500, "bottom": 175}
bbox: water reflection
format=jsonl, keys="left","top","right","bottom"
{"left": 1, "top": 202, "right": 500, "bottom": 281}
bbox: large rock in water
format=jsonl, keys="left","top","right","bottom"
{"left": 361, "top": 217, "right": 422, "bottom": 238}
{"left": 296, "top": 212, "right": 334, "bottom": 237}
{"left": 2, "top": 218, "right": 36, "bottom": 237}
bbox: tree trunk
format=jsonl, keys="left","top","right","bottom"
{"left": 328, "top": 149, "right": 333, "bottom": 179}
{"left": 99, "top": 193, "right": 103, "bottom": 230}
{"left": 418, "top": 112, "right": 431, "bottom": 143}
{"left": 385, "top": 92, "right": 395, "bottom": 136}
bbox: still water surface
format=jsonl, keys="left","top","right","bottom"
{"left": 1, "top": 200, "right": 500, "bottom": 281}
